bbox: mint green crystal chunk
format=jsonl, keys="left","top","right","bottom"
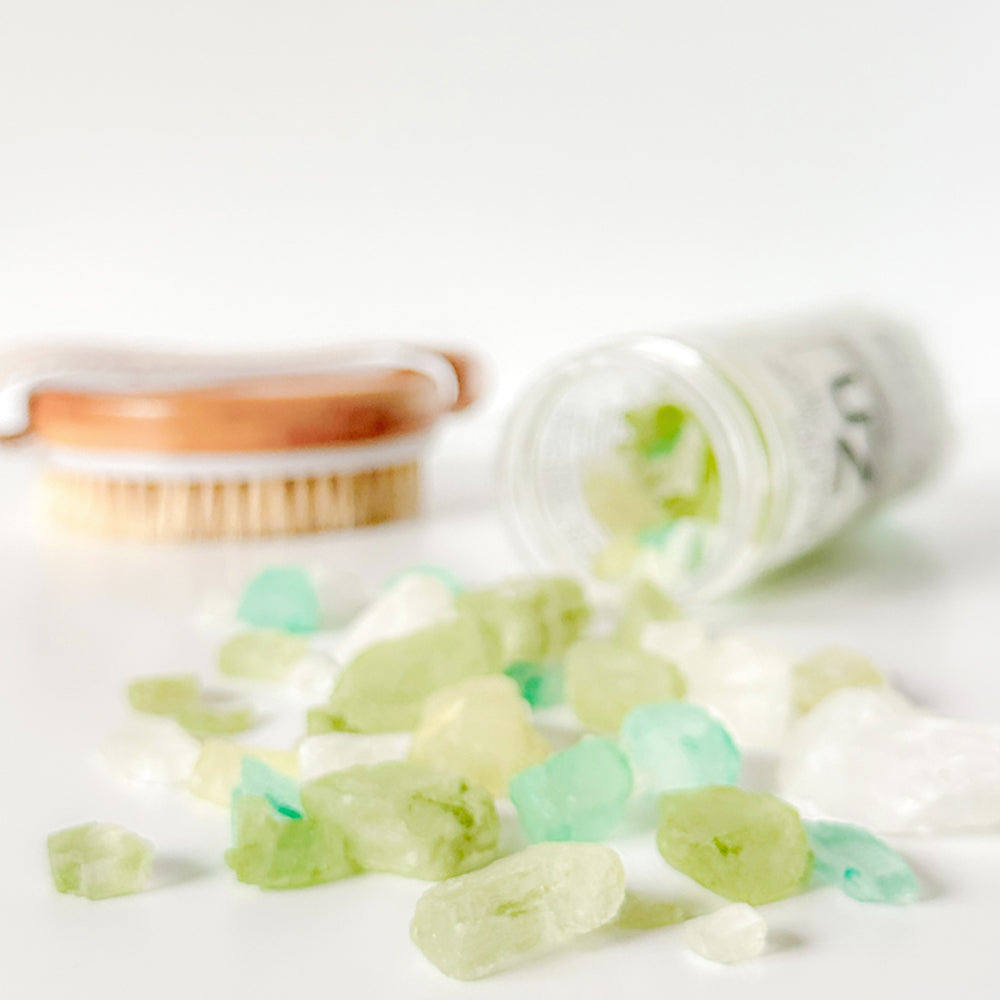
{"left": 128, "top": 674, "right": 200, "bottom": 715}
{"left": 234, "top": 756, "right": 303, "bottom": 820}
{"left": 238, "top": 566, "right": 321, "bottom": 634}
{"left": 225, "top": 795, "right": 356, "bottom": 889}
{"left": 457, "top": 576, "right": 591, "bottom": 667}
{"left": 219, "top": 629, "right": 309, "bottom": 682}
{"left": 48, "top": 823, "right": 153, "bottom": 900}
{"left": 504, "top": 661, "right": 565, "bottom": 709}
{"left": 620, "top": 702, "right": 740, "bottom": 795}
{"left": 326, "top": 617, "right": 497, "bottom": 732}
{"left": 509, "top": 737, "right": 633, "bottom": 842}
{"left": 657, "top": 786, "right": 810, "bottom": 905}
{"left": 805, "top": 820, "right": 919, "bottom": 904}
{"left": 301, "top": 761, "right": 500, "bottom": 879}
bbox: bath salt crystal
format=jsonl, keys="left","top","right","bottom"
{"left": 127, "top": 674, "right": 200, "bottom": 716}
{"left": 503, "top": 661, "right": 565, "bottom": 709}
{"left": 779, "top": 688, "right": 1000, "bottom": 833}
{"left": 189, "top": 740, "right": 299, "bottom": 806}
{"left": 238, "top": 566, "right": 322, "bottom": 634}
{"left": 100, "top": 716, "right": 201, "bottom": 784}
{"left": 335, "top": 573, "right": 458, "bottom": 666}
{"left": 285, "top": 649, "right": 341, "bottom": 705}
{"left": 615, "top": 890, "right": 690, "bottom": 930}
{"left": 793, "top": 645, "right": 885, "bottom": 715}
{"left": 233, "top": 756, "right": 303, "bottom": 820}
{"left": 410, "top": 842, "right": 626, "bottom": 980}
{"left": 298, "top": 731, "right": 412, "bottom": 781}
{"left": 383, "top": 564, "right": 463, "bottom": 595}
{"left": 219, "top": 629, "right": 310, "bottom": 682}
{"left": 48, "top": 823, "right": 154, "bottom": 901}
{"left": 175, "top": 689, "right": 256, "bottom": 738}
{"left": 640, "top": 620, "right": 708, "bottom": 663}
{"left": 680, "top": 637, "right": 792, "bottom": 750}
{"left": 684, "top": 903, "right": 767, "bottom": 964}
{"left": 616, "top": 579, "right": 683, "bottom": 648}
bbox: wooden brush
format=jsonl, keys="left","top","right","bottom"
{"left": 0, "top": 343, "right": 482, "bottom": 540}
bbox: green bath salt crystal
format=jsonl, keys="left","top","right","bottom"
{"left": 176, "top": 693, "right": 256, "bottom": 738}
{"left": 565, "top": 638, "right": 685, "bottom": 733}
{"left": 238, "top": 566, "right": 321, "bottom": 634}
{"left": 326, "top": 617, "right": 497, "bottom": 733}
{"left": 225, "top": 795, "right": 356, "bottom": 890}
{"left": 457, "top": 576, "right": 591, "bottom": 667}
{"left": 793, "top": 646, "right": 886, "bottom": 715}
{"left": 48, "top": 823, "right": 153, "bottom": 900}
{"left": 620, "top": 702, "right": 740, "bottom": 795}
{"left": 615, "top": 579, "right": 683, "bottom": 648}
{"left": 625, "top": 402, "right": 687, "bottom": 458}
{"left": 805, "top": 820, "right": 919, "bottom": 904}
{"left": 302, "top": 761, "right": 500, "bottom": 879}
{"left": 509, "top": 737, "right": 633, "bottom": 843}
{"left": 615, "top": 890, "right": 690, "bottom": 930}
{"left": 504, "top": 661, "right": 565, "bottom": 709}
{"left": 233, "top": 756, "right": 303, "bottom": 820}
{"left": 219, "top": 629, "right": 309, "bottom": 682}
{"left": 657, "top": 786, "right": 810, "bottom": 905}
{"left": 128, "top": 674, "right": 200, "bottom": 715}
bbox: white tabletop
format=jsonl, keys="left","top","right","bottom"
{"left": 2, "top": 408, "right": 998, "bottom": 999}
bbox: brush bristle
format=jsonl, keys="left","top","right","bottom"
{"left": 41, "top": 463, "right": 421, "bottom": 540}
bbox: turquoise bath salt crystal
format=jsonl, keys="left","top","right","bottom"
{"left": 805, "top": 820, "right": 919, "bottom": 904}
{"left": 504, "top": 661, "right": 565, "bottom": 709}
{"left": 509, "top": 737, "right": 633, "bottom": 842}
{"left": 233, "top": 756, "right": 303, "bottom": 821}
{"left": 620, "top": 702, "right": 741, "bottom": 795}
{"left": 238, "top": 566, "right": 321, "bottom": 634}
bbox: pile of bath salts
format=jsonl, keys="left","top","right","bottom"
{"left": 50, "top": 564, "right": 1000, "bottom": 980}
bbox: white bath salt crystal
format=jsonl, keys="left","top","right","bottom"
{"left": 286, "top": 650, "right": 342, "bottom": 705}
{"left": 640, "top": 620, "right": 708, "bottom": 663}
{"left": 779, "top": 688, "right": 1000, "bottom": 833}
{"left": 680, "top": 637, "right": 792, "bottom": 751}
{"left": 684, "top": 903, "right": 767, "bottom": 964}
{"left": 298, "top": 731, "right": 412, "bottom": 781}
{"left": 100, "top": 716, "right": 202, "bottom": 784}
{"left": 335, "top": 573, "right": 458, "bottom": 666}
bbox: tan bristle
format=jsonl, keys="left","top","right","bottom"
{"left": 40, "top": 463, "right": 421, "bottom": 540}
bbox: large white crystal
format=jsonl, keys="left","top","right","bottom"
{"left": 679, "top": 637, "right": 792, "bottom": 751}
{"left": 684, "top": 903, "right": 767, "bottom": 964}
{"left": 334, "top": 573, "right": 457, "bottom": 666}
{"left": 285, "top": 650, "right": 342, "bottom": 705}
{"left": 640, "top": 620, "right": 708, "bottom": 663}
{"left": 100, "top": 716, "right": 201, "bottom": 784}
{"left": 779, "top": 688, "right": 1000, "bottom": 833}
{"left": 298, "top": 730, "right": 412, "bottom": 781}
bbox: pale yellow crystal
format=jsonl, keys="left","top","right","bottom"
{"left": 793, "top": 646, "right": 885, "bottom": 715}
{"left": 409, "top": 675, "right": 552, "bottom": 796}
{"left": 188, "top": 740, "right": 299, "bottom": 806}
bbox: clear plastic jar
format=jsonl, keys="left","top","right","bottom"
{"left": 499, "top": 307, "right": 952, "bottom": 600}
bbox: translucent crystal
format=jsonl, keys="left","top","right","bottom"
{"left": 640, "top": 620, "right": 708, "bottom": 663}
{"left": 805, "top": 820, "right": 919, "bottom": 903}
{"left": 298, "top": 731, "right": 412, "bottom": 781}
{"left": 219, "top": 629, "right": 310, "bottom": 682}
{"left": 100, "top": 716, "right": 201, "bottom": 784}
{"left": 456, "top": 576, "right": 591, "bottom": 667}
{"left": 680, "top": 637, "right": 792, "bottom": 750}
{"left": 683, "top": 903, "right": 767, "bottom": 964}
{"left": 176, "top": 690, "right": 256, "bottom": 738}
{"left": 189, "top": 740, "right": 299, "bottom": 806}
{"left": 127, "top": 673, "right": 200, "bottom": 715}
{"left": 301, "top": 761, "right": 500, "bottom": 879}
{"left": 615, "top": 890, "right": 690, "bottom": 930}
{"left": 616, "top": 579, "right": 683, "bottom": 648}
{"left": 565, "top": 638, "right": 685, "bottom": 733}
{"left": 582, "top": 452, "right": 667, "bottom": 536}
{"left": 409, "top": 675, "right": 552, "bottom": 795}
{"left": 237, "top": 566, "right": 321, "bottom": 634}
{"left": 779, "top": 688, "right": 1000, "bottom": 833}
{"left": 657, "top": 786, "right": 810, "bottom": 904}
{"left": 48, "top": 823, "right": 153, "bottom": 900}
{"left": 503, "top": 661, "right": 565, "bottom": 709}
{"left": 620, "top": 702, "right": 741, "bottom": 795}
{"left": 625, "top": 401, "right": 687, "bottom": 457}
{"left": 225, "top": 795, "right": 356, "bottom": 890}
{"left": 233, "top": 756, "right": 303, "bottom": 820}
{"left": 326, "top": 617, "right": 497, "bottom": 733}
{"left": 509, "top": 736, "right": 633, "bottom": 842}
{"left": 410, "top": 842, "right": 626, "bottom": 980}
{"left": 335, "top": 573, "right": 458, "bottom": 667}
{"left": 793, "top": 646, "right": 885, "bottom": 715}
{"left": 285, "top": 649, "right": 342, "bottom": 704}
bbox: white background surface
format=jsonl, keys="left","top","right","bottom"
{"left": 2, "top": 2, "right": 999, "bottom": 996}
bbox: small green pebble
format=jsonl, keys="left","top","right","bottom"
{"left": 176, "top": 696, "right": 256, "bottom": 738}
{"left": 48, "top": 823, "right": 153, "bottom": 900}
{"left": 233, "top": 756, "right": 303, "bottom": 821}
{"left": 504, "top": 661, "right": 565, "bottom": 709}
{"left": 616, "top": 579, "right": 683, "bottom": 647}
{"left": 805, "top": 820, "right": 919, "bottom": 904}
{"left": 238, "top": 566, "right": 321, "bottom": 634}
{"left": 565, "top": 638, "right": 686, "bottom": 732}
{"left": 657, "top": 786, "right": 811, "bottom": 905}
{"left": 620, "top": 702, "right": 741, "bottom": 795}
{"left": 219, "top": 629, "right": 309, "bottom": 682}
{"left": 509, "top": 737, "right": 633, "bottom": 843}
{"left": 615, "top": 890, "right": 691, "bottom": 930}
{"left": 225, "top": 795, "right": 356, "bottom": 890}
{"left": 128, "top": 674, "right": 200, "bottom": 715}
